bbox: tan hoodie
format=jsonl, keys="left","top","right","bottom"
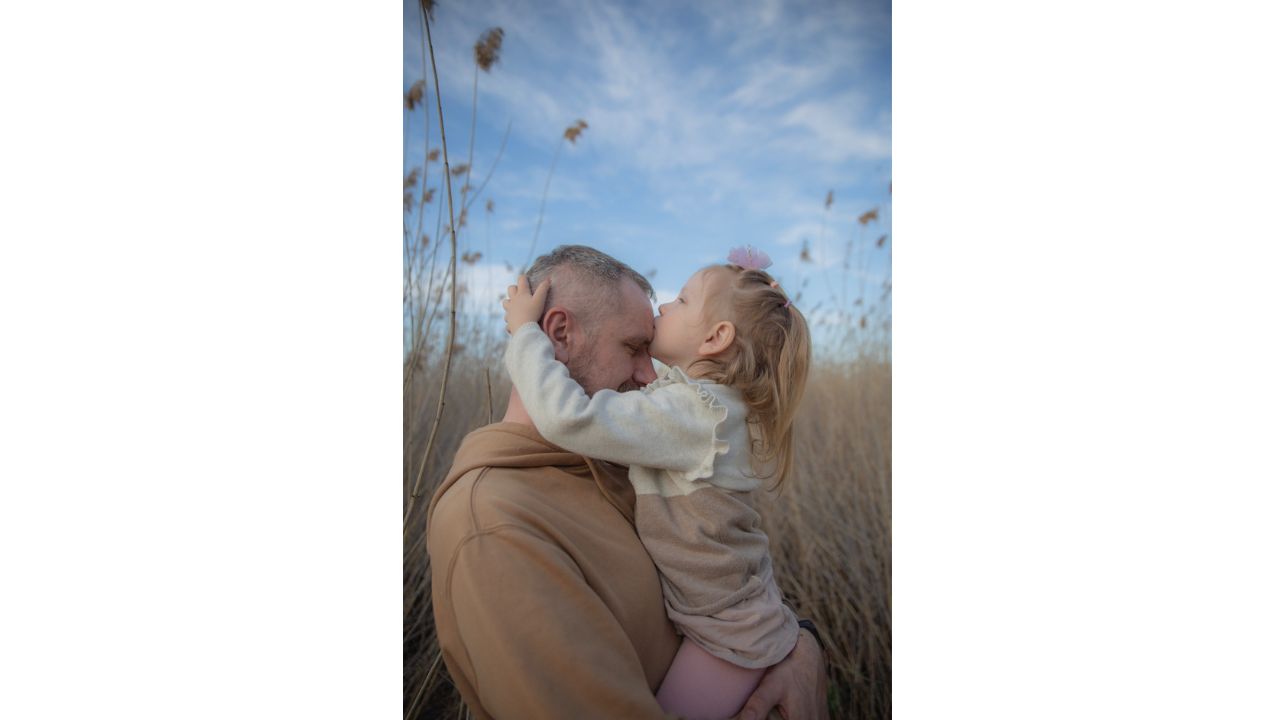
{"left": 427, "top": 423, "right": 681, "bottom": 719}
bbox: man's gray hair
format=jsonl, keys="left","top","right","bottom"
{"left": 526, "top": 245, "right": 654, "bottom": 332}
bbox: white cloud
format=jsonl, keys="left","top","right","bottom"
{"left": 653, "top": 286, "right": 679, "bottom": 307}
{"left": 726, "top": 62, "right": 827, "bottom": 110}
{"left": 485, "top": 161, "right": 593, "bottom": 206}
{"left": 775, "top": 221, "right": 825, "bottom": 246}
{"left": 457, "top": 261, "right": 520, "bottom": 316}
{"left": 780, "top": 99, "right": 891, "bottom": 162}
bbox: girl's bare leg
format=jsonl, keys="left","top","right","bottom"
{"left": 655, "top": 638, "right": 766, "bottom": 720}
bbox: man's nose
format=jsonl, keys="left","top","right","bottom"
{"left": 635, "top": 352, "right": 657, "bottom": 385}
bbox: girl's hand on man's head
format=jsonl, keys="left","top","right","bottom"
{"left": 502, "top": 275, "right": 551, "bottom": 335}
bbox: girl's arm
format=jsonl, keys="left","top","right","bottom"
{"left": 504, "top": 322, "right": 726, "bottom": 474}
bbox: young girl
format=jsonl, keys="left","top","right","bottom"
{"left": 502, "top": 247, "right": 811, "bottom": 720}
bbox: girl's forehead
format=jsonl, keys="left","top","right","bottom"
{"left": 694, "top": 265, "right": 729, "bottom": 293}
{"left": 689, "top": 265, "right": 720, "bottom": 286}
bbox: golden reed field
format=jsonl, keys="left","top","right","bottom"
{"left": 404, "top": 3, "right": 891, "bottom": 717}
{"left": 403, "top": 344, "right": 891, "bottom": 719}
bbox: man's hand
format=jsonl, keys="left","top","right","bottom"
{"left": 734, "top": 630, "right": 829, "bottom": 720}
{"left": 502, "top": 275, "right": 550, "bottom": 334}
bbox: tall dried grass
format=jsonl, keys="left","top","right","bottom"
{"left": 764, "top": 359, "right": 892, "bottom": 718}
{"left": 403, "top": 321, "right": 508, "bottom": 720}
{"left": 403, "top": 335, "right": 891, "bottom": 719}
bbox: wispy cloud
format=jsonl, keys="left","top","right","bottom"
{"left": 780, "top": 97, "right": 890, "bottom": 162}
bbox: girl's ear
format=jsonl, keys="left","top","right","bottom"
{"left": 542, "top": 307, "right": 573, "bottom": 363}
{"left": 699, "top": 320, "right": 736, "bottom": 357}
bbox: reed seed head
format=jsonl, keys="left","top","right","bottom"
{"left": 405, "top": 80, "right": 425, "bottom": 111}
{"left": 474, "top": 28, "right": 505, "bottom": 72}
{"left": 563, "top": 119, "right": 589, "bottom": 144}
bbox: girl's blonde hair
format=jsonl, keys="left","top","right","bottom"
{"left": 690, "top": 264, "right": 811, "bottom": 487}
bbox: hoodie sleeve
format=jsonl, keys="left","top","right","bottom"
{"left": 504, "top": 323, "right": 728, "bottom": 477}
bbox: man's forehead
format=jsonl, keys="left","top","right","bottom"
{"left": 611, "top": 283, "right": 655, "bottom": 341}
{"left": 619, "top": 311, "right": 655, "bottom": 343}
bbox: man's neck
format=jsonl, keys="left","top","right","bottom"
{"left": 501, "top": 388, "right": 534, "bottom": 426}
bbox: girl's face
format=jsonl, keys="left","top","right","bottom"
{"left": 652, "top": 269, "right": 718, "bottom": 369}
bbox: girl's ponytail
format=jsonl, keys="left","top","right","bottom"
{"left": 690, "top": 265, "right": 812, "bottom": 487}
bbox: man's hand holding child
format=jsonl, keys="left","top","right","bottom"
{"left": 502, "top": 275, "right": 551, "bottom": 335}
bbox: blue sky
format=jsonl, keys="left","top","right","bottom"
{"left": 404, "top": 0, "right": 891, "bottom": 348}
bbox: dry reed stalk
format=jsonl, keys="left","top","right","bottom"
{"left": 818, "top": 189, "right": 838, "bottom": 299}
{"left": 404, "top": 0, "right": 461, "bottom": 532}
{"left": 404, "top": 224, "right": 448, "bottom": 391}
{"left": 485, "top": 368, "right": 493, "bottom": 424}
{"left": 460, "top": 121, "right": 511, "bottom": 215}
{"left": 403, "top": 4, "right": 436, "bottom": 390}
{"left": 524, "top": 119, "right": 587, "bottom": 270}
{"left": 855, "top": 207, "right": 881, "bottom": 315}
{"left": 463, "top": 29, "right": 504, "bottom": 213}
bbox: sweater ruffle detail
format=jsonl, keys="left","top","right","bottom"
{"left": 650, "top": 365, "right": 732, "bottom": 485}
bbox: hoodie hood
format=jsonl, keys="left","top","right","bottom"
{"left": 427, "top": 422, "right": 635, "bottom": 527}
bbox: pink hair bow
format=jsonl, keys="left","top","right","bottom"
{"left": 727, "top": 245, "right": 773, "bottom": 271}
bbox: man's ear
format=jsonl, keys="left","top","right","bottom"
{"left": 542, "top": 307, "right": 573, "bottom": 362}
{"left": 698, "top": 320, "right": 736, "bottom": 357}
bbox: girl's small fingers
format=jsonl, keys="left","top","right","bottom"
{"left": 507, "top": 284, "right": 518, "bottom": 298}
{"left": 517, "top": 275, "right": 531, "bottom": 295}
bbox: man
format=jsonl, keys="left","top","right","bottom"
{"left": 427, "top": 245, "right": 827, "bottom": 719}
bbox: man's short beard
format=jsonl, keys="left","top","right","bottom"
{"left": 564, "top": 349, "right": 596, "bottom": 394}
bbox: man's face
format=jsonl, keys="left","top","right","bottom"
{"left": 566, "top": 279, "right": 657, "bottom": 395}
